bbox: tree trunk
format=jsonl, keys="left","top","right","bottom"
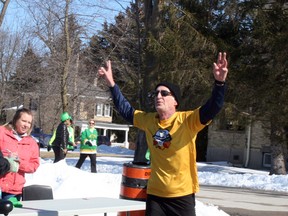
{"left": 61, "top": 0, "right": 71, "bottom": 112}
{"left": 270, "top": 122, "right": 287, "bottom": 175}
{"left": 0, "top": 0, "right": 10, "bottom": 28}
{"left": 134, "top": 0, "right": 163, "bottom": 153}
{"left": 133, "top": 130, "right": 149, "bottom": 165}
{"left": 142, "top": 0, "right": 162, "bottom": 110}
{"left": 135, "top": 0, "right": 143, "bottom": 109}
{"left": 72, "top": 53, "right": 79, "bottom": 119}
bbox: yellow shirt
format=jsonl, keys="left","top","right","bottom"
{"left": 134, "top": 108, "right": 209, "bottom": 197}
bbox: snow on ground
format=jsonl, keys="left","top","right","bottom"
{"left": 24, "top": 145, "right": 288, "bottom": 216}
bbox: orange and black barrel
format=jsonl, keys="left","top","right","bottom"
{"left": 118, "top": 162, "right": 151, "bottom": 216}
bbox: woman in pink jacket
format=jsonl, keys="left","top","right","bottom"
{"left": 0, "top": 108, "right": 40, "bottom": 201}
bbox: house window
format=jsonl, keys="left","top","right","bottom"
{"left": 96, "top": 103, "right": 112, "bottom": 117}
{"left": 29, "top": 99, "right": 38, "bottom": 111}
{"left": 96, "top": 104, "right": 103, "bottom": 116}
{"left": 104, "top": 104, "right": 111, "bottom": 117}
{"left": 80, "top": 102, "right": 85, "bottom": 112}
{"left": 263, "top": 153, "right": 271, "bottom": 168}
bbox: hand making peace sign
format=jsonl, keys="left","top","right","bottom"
{"left": 213, "top": 52, "right": 228, "bottom": 82}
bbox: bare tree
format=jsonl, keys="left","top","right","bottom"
{"left": 0, "top": 0, "right": 10, "bottom": 28}
{"left": 0, "top": 30, "right": 22, "bottom": 111}
{"left": 23, "top": 0, "right": 80, "bottom": 111}
{"left": 2, "top": 0, "right": 131, "bottom": 131}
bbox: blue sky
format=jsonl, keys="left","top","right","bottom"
{"left": 1, "top": 0, "right": 132, "bottom": 53}
{"left": 2, "top": 0, "right": 132, "bottom": 33}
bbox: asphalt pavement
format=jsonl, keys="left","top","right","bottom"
{"left": 197, "top": 185, "right": 288, "bottom": 216}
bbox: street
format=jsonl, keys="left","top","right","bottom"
{"left": 197, "top": 185, "right": 288, "bottom": 216}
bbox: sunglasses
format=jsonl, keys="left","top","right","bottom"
{"left": 151, "top": 90, "right": 173, "bottom": 97}
{"left": 89, "top": 122, "right": 95, "bottom": 125}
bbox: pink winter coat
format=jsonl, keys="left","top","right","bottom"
{"left": 0, "top": 125, "right": 40, "bottom": 195}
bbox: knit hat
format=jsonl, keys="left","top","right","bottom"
{"left": 155, "top": 81, "right": 181, "bottom": 108}
{"left": 60, "top": 112, "right": 71, "bottom": 122}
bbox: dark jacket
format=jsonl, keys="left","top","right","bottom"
{"left": 0, "top": 151, "right": 10, "bottom": 177}
{"left": 52, "top": 122, "right": 69, "bottom": 150}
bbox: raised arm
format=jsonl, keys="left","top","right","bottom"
{"left": 200, "top": 52, "right": 229, "bottom": 124}
{"left": 98, "top": 61, "right": 135, "bottom": 124}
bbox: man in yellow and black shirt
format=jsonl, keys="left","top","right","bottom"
{"left": 98, "top": 52, "right": 229, "bottom": 216}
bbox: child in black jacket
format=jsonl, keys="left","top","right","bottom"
{"left": 0, "top": 151, "right": 10, "bottom": 177}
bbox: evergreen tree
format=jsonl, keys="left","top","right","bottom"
{"left": 11, "top": 46, "right": 42, "bottom": 93}
{"left": 87, "top": 8, "right": 143, "bottom": 112}
{"left": 209, "top": 0, "right": 288, "bottom": 174}
{"left": 88, "top": 1, "right": 288, "bottom": 171}
{"left": 243, "top": 1, "right": 288, "bottom": 174}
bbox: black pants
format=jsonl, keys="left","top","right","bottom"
{"left": 52, "top": 146, "right": 66, "bottom": 163}
{"left": 75, "top": 153, "right": 97, "bottom": 173}
{"left": 146, "top": 194, "right": 196, "bottom": 216}
{"left": 2, "top": 192, "right": 21, "bottom": 201}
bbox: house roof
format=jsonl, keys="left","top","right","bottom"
{"left": 67, "top": 77, "right": 111, "bottom": 100}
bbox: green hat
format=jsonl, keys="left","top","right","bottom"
{"left": 60, "top": 112, "right": 71, "bottom": 122}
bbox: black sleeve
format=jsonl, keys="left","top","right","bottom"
{"left": 60, "top": 124, "right": 68, "bottom": 149}
{"left": 0, "top": 151, "right": 10, "bottom": 177}
{"left": 199, "top": 82, "right": 226, "bottom": 125}
{"left": 109, "top": 84, "right": 135, "bottom": 125}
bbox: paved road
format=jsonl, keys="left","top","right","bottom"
{"left": 197, "top": 185, "right": 288, "bottom": 216}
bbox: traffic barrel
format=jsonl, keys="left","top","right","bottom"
{"left": 118, "top": 162, "right": 151, "bottom": 216}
